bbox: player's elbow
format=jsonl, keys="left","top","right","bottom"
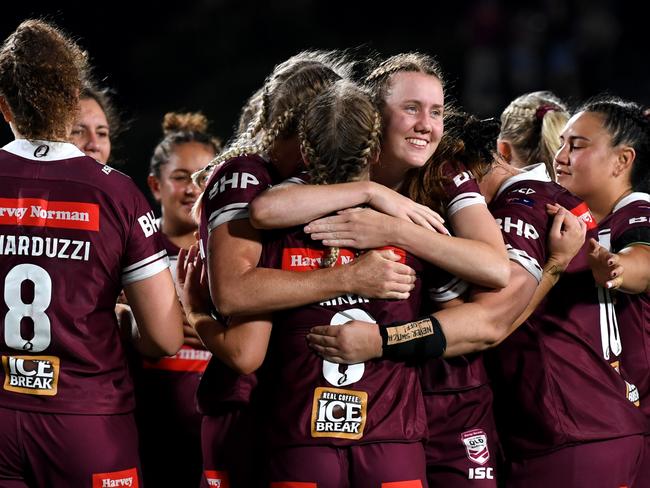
{"left": 249, "top": 195, "right": 275, "bottom": 229}
{"left": 488, "top": 259, "right": 511, "bottom": 289}
{"left": 226, "top": 350, "right": 264, "bottom": 375}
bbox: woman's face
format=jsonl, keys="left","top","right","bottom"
{"left": 150, "top": 142, "right": 214, "bottom": 234}
{"left": 70, "top": 98, "right": 111, "bottom": 164}
{"left": 379, "top": 71, "right": 444, "bottom": 170}
{"left": 555, "top": 111, "right": 620, "bottom": 200}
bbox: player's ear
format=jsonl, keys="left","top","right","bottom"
{"left": 497, "top": 140, "right": 512, "bottom": 163}
{"left": 147, "top": 174, "right": 162, "bottom": 202}
{"left": 0, "top": 96, "right": 14, "bottom": 123}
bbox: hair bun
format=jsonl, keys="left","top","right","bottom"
{"left": 162, "top": 112, "right": 208, "bottom": 135}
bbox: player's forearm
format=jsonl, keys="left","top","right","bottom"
{"left": 212, "top": 266, "right": 351, "bottom": 316}
{"left": 394, "top": 221, "right": 510, "bottom": 289}
{"left": 617, "top": 248, "right": 650, "bottom": 294}
{"left": 249, "top": 181, "right": 373, "bottom": 229}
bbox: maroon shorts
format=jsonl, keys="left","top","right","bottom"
{"left": 200, "top": 406, "right": 263, "bottom": 488}
{"left": 135, "top": 369, "right": 203, "bottom": 487}
{"left": 507, "top": 435, "right": 644, "bottom": 487}
{"left": 423, "top": 385, "right": 499, "bottom": 487}
{"left": 0, "top": 406, "right": 141, "bottom": 487}
{"left": 267, "top": 442, "right": 428, "bottom": 488}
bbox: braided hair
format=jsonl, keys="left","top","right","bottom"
{"left": 499, "top": 91, "right": 569, "bottom": 180}
{"left": 299, "top": 80, "right": 381, "bottom": 267}
{"left": 365, "top": 52, "right": 445, "bottom": 112}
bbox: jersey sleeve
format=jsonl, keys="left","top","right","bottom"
{"left": 203, "top": 156, "right": 273, "bottom": 233}
{"left": 441, "top": 162, "right": 486, "bottom": 217}
{"left": 610, "top": 201, "right": 650, "bottom": 252}
{"left": 425, "top": 265, "right": 469, "bottom": 303}
{"left": 121, "top": 183, "right": 170, "bottom": 286}
{"left": 491, "top": 190, "right": 547, "bottom": 283}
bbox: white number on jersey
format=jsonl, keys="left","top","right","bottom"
{"left": 4, "top": 264, "right": 52, "bottom": 352}
{"left": 322, "top": 308, "right": 372, "bottom": 387}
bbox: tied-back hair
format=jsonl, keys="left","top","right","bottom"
{"left": 364, "top": 52, "right": 445, "bottom": 111}
{"left": 299, "top": 80, "right": 382, "bottom": 268}
{"left": 499, "top": 91, "right": 569, "bottom": 180}
{"left": 0, "top": 19, "right": 89, "bottom": 140}
{"left": 407, "top": 111, "right": 499, "bottom": 215}
{"left": 301, "top": 80, "right": 381, "bottom": 185}
{"left": 150, "top": 111, "right": 221, "bottom": 178}
{"left": 579, "top": 95, "right": 650, "bottom": 193}
{"left": 192, "top": 50, "right": 350, "bottom": 187}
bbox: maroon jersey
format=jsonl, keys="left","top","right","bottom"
{"left": 601, "top": 193, "right": 650, "bottom": 419}
{"left": 141, "top": 232, "right": 211, "bottom": 374}
{"left": 196, "top": 154, "right": 278, "bottom": 414}
{"left": 485, "top": 165, "right": 646, "bottom": 459}
{"left": 260, "top": 232, "right": 427, "bottom": 448}
{"left": 440, "top": 160, "right": 487, "bottom": 219}
{"left": 420, "top": 161, "right": 489, "bottom": 394}
{"left": 0, "top": 139, "right": 169, "bottom": 414}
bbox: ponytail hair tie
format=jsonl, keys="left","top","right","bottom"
{"left": 535, "top": 104, "right": 559, "bottom": 121}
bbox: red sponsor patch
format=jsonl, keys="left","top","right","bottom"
{"left": 92, "top": 467, "right": 138, "bottom": 487}
{"left": 0, "top": 197, "right": 99, "bottom": 231}
{"left": 142, "top": 345, "right": 211, "bottom": 373}
{"left": 281, "top": 246, "right": 406, "bottom": 271}
{"left": 205, "top": 470, "right": 230, "bottom": 487}
{"left": 569, "top": 201, "right": 597, "bottom": 230}
{"left": 281, "top": 247, "right": 356, "bottom": 271}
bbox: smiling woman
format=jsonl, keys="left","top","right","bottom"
{"left": 135, "top": 111, "right": 222, "bottom": 487}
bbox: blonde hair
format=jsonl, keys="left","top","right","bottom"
{"left": 499, "top": 91, "right": 569, "bottom": 180}
{"left": 300, "top": 80, "right": 381, "bottom": 185}
{"left": 365, "top": 52, "right": 444, "bottom": 111}
{"left": 0, "top": 19, "right": 89, "bottom": 140}
{"left": 192, "top": 51, "right": 348, "bottom": 186}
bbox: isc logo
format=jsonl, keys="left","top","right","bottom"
{"left": 468, "top": 467, "right": 494, "bottom": 480}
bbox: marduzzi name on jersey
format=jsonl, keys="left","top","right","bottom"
{"left": 0, "top": 234, "right": 91, "bottom": 262}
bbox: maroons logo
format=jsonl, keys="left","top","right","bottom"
{"left": 33, "top": 144, "right": 49, "bottom": 158}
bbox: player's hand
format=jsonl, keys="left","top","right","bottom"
{"left": 177, "top": 245, "right": 212, "bottom": 326}
{"left": 305, "top": 207, "right": 400, "bottom": 249}
{"left": 344, "top": 249, "right": 415, "bottom": 300}
{"left": 588, "top": 238, "right": 624, "bottom": 289}
{"left": 367, "top": 182, "right": 447, "bottom": 234}
{"left": 307, "top": 320, "right": 383, "bottom": 363}
{"left": 546, "top": 204, "right": 587, "bottom": 270}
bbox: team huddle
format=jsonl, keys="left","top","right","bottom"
{"left": 0, "top": 17, "right": 649, "bottom": 488}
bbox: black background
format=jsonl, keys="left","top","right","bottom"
{"left": 1, "top": 0, "right": 646, "bottom": 204}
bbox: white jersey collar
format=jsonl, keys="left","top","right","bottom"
{"left": 495, "top": 163, "right": 551, "bottom": 199}
{"left": 2, "top": 139, "right": 86, "bottom": 162}
{"left": 612, "top": 192, "right": 650, "bottom": 213}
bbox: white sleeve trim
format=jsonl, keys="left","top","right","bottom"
{"left": 122, "top": 253, "right": 170, "bottom": 286}
{"left": 429, "top": 276, "right": 469, "bottom": 302}
{"left": 207, "top": 202, "right": 249, "bottom": 231}
{"left": 506, "top": 244, "right": 542, "bottom": 283}
{"left": 123, "top": 250, "right": 167, "bottom": 272}
{"left": 447, "top": 192, "right": 486, "bottom": 217}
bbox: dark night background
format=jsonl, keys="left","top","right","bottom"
{"left": 1, "top": 0, "right": 647, "bottom": 207}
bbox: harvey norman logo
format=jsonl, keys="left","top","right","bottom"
{"left": 0, "top": 198, "right": 99, "bottom": 231}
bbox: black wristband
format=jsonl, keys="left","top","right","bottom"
{"left": 379, "top": 316, "right": 447, "bottom": 361}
